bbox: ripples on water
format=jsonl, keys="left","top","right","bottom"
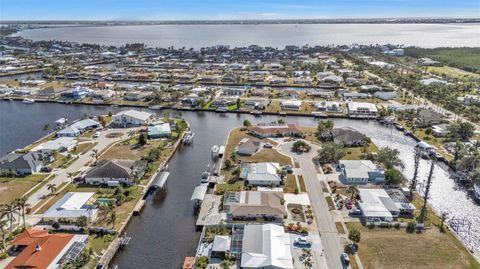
{"left": 15, "top": 23, "right": 480, "bottom": 48}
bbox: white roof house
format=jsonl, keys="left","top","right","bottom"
{"left": 113, "top": 110, "right": 153, "bottom": 126}
{"left": 212, "top": 235, "right": 231, "bottom": 253}
{"left": 246, "top": 162, "right": 281, "bottom": 186}
{"left": 43, "top": 192, "right": 98, "bottom": 222}
{"left": 31, "top": 137, "right": 76, "bottom": 153}
{"left": 70, "top": 118, "right": 100, "bottom": 131}
{"left": 338, "top": 160, "right": 385, "bottom": 184}
{"left": 57, "top": 126, "right": 80, "bottom": 137}
{"left": 241, "top": 224, "right": 293, "bottom": 269}
{"left": 347, "top": 102, "right": 379, "bottom": 118}
{"left": 280, "top": 100, "right": 302, "bottom": 110}
{"left": 358, "top": 188, "right": 398, "bottom": 222}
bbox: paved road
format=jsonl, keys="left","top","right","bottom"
{"left": 26, "top": 128, "right": 135, "bottom": 208}
{"left": 279, "top": 142, "right": 346, "bottom": 269}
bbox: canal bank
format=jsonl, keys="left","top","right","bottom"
{"left": 1, "top": 101, "right": 479, "bottom": 268}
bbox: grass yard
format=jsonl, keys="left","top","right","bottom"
{"left": 216, "top": 180, "right": 245, "bottom": 194}
{"left": 265, "top": 100, "right": 281, "bottom": 113}
{"left": 298, "top": 175, "right": 307, "bottom": 193}
{"left": 342, "top": 143, "right": 379, "bottom": 160}
{"left": 346, "top": 222, "right": 480, "bottom": 269}
{"left": 99, "top": 137, "right": 164, "bottom": 161}
{"left": 300, "top": 127, "right": 320, "bottom": 144}
{"left": 335, "top": 222, "right": 346, "bottom": 234}
{"left": 73, "top": 142, "right": 98, "bottom": 155}
{"left": 0, "top": 174, "right": 49, "bottom": 204}
{"left": 89, "top": 234, "right": 114, "bottom": 255}
{"left": 413, "top": 129, "right": 452, "bottom": 161}
{"left": 325, "top": 196, "right": 335, "bottom": 210}
{"left": 427, "top": 66, "right": 480, "bottom": 79}
{"left": 283, "top": 175, "right": 298, "bottom": 193}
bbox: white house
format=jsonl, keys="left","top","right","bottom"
{"left": 42, "top": 192, "right": 98, "bottom": 222}
{"left": 241, "top": 224, "right": 293, "bottom": 269}
{"left": 314, "top": 101, "right": 342, "bottom": 112}
{"left": 338, "top": 160, "right": 385, "bottom": 184}
{"left": 113, "top": 110, "right": 153, "bottom": 127}
{"left": 280, "top": 100, "right": 302, "bottom": 111}
{"left": 56, "top": 126, "right": 80, "bottom": 137}
{"left": 244, "top": 162, "right": 282, "bottom": 186}
{"left": 347, "top": 102, "right": 378, "bottom": 118}
{"left": 31, "top": 137, "right": 76, "bottom": 154}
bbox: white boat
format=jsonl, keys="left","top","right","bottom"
{"left": 200, "top": 170, "right": 211, "bottom": 184}
{"left": 22, "top": 98, "right": 35, "bottom": 104}
{"left": 182, "top": 131, "right": 194, "bottom": 145}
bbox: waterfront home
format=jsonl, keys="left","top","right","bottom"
{"left": 358, "top": 188, "right": 415, "bottom": 223}
{"left": 322, "top": 75, "right": 342, "bottom": 84}
{"left": 432, "top": 124, "right": 450, "bottom": 137}
{"left": 388, "top": 104, "right": 418, "bottom": 113}
{"left": 223, "top": 191, "right": 286, "bottom": 221}
{"left": 347, "top": 102, "right": 379, "bottom": 118}
{"left": 148, "top": 122, "right": 171, "bottom": 138}
{"left": 31, "top": 136, "right": 76, "bottom": 154}
{"left": 211, "top": 235, "right": 232, "bottom": 259}
{"left": 37, "top": 87, "right": 68, "bottom": 98}
{"left": 458, "top": 94, "right": 480, "bottom": 106}
{"left": 112, "top": 110, "right": 153, "bottom": 127}
{"left": 84, "top": 159, "right": 147, "bottom": 185}
{"left": 5, "top": 229, "right": 88, "bottom": 269}
{"left": 243, "top": 100, "right": 267, "bottom": 110}
{"left": 210, "top": 97, "right": 237, "bottom": 108}
{"left": 124, "top": 91, "right": 150, "bottom": 101}
{"left": 343, "top": 92, "right": 370, "bottom": 99}
{"left": 241, "top": 223, "right": 293, "bottom": 269}
{"left": 249, "top": 123, "right": 302, "bottom": 138}
{"left": 243, "top": 162, "right": 281, "bottom": 186}
{"left": 223, "top": 87, "right": 246, "bottom": 96}
{"left": 416, "top": 109, "right": 443, "bottom": 127}
{"left": 280, "top": 100, "right": 302, "bottom": 111}
{"left": 42, "top": 192, "right": 98, "bottom": 223}
{"left": 57, "top": 126, "right": 81, "bottom": 137}
{"left": 374, "top": 91, "right": 397, "bottom": 100}
{"left": 418, "top": 58, "right": 441, "bottom": 66}
{"left": 332, "top": 127, "right": 367, "bottom": 147}
{"left": 420, "top": 78, "right": 448, "bottom": 86}
{"left": 61, "top": 87, "right": 90, "bottom": 100}
{"left": 181, "top": 93, "right": 200, "bottom": 107}
{"left": 0, "top": 152, "right": 43, "bottom": 175}
{"left": 314, "top": 101, "right": 342, "bottom": 112}
{"left": 237, "top": 138, "right": 261, "bottom": 156}
{"left": 307, "top": 89, "right": 334, "bottom": 99}
{"left": 338, "top": 160, "right": 385, "bottom": 184}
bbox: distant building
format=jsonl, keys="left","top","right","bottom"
{"left": 112, "top": 110, "right": 153, "bottom": 127}
{"left": 314, "top": 101, "right": 342, "bottom": 112}
{"left": 374, "top": 91, "right": 397, "bottom": 100}
{"left": 280, "top": 100, "right": 302, "bottom": 111}
{"left": 0, "top": 152, "right": 44, "bottom": 175}
{"left": 416, "top": 109, "right": 443, "bottom": 127}
{"left": 249, "top": 124, "right": 302, "bottom": 138}
{"left": 347, "top": 102, "right": 378, "bottom": 118}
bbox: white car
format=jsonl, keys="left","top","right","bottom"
{"left": 93, "top": 132, "right": 100, "bottom": 138}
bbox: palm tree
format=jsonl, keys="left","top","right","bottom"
{"left": 0, "top": 219, "right": 8, "bottom": 253}
{"left": 347, "top": 184, "right": 359, "bottom": 200}
{"left": 47, "top": 183, "right": 57, "bottom": 195}
{"left": 3, "top": 203, "right": 17, "bottom": 233}
{"left": 67, "top": 172, "right": 75, "bottom": 183}
{"left": 15, "top": 197, "right": 30, "bottom": 229}
{"left": 90, "top": 149, "right": 99, "bottom": 163}
{"left": 108, "top": 211, "right": 117, "bottom": 229}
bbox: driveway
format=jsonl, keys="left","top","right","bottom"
{"left": 279, "top": 141, "right": 346, "bottom": 269}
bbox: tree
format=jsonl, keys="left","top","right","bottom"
{"left": 292, "top": 140, "right": 311, "bottom": 152}
{"left": 195, "top": 256, "right": 209, "bottom": 269}
{"left": 278, "top": 118, "right": 286, "bottom": 125}
{"left": 376, "top": 147, "right": 404, "bottom": 169}
{"left": 15, "top": 197, "right": 30, "bottom": 229}
{"left": 90, "top": 149, "right": 99, "bottom": 163}
{"left": 315, "top": 120, "right": 334, "bottom": 140}
{"left": 449, "top": 122, "right": 475, "bottom": 141}
{"left": 385, "top": 168, "right": 406, "bottom": 185}
{"left": 0, "top": 219, "right": 8, "bottom": 253}
{"left": 221, "top": 259, "right": 233, "bottom": 269}
{"left": 138, "top": 133, "right": 148, "bottom": 146}
{"left": 348, "top": 228, "right": 361, "bottom": 248}
{"left": 47, "top": 183, "right": 57, "bottom": 194}
{"left": 224, "top": 159, "right": 232, "bottom": 169}
{"left": 347, "top": 184, "right": 358, "bottom": 200}
{"left": 317, "top": 142, "right": 345, "bottom": 164}
{"left": 76, "top": 215, "right": 88, "bottom": 228}
{"left": 108, "top": 211, "right": 117, "bottom": 229}
{"left": 3, "top": 203, "right": 17, "bottom": 234}
{"left": 243, "top": 119, "right": 251, "bottom": 127}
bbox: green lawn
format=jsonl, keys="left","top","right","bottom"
{"left": 216, "top": 180, "right": 245, "bottom": 194}
{"left": 283, "top": 175, "right": 298, "bottom": 193}
{"left": 342, "top": 143, "right": 379, "bottom": 160}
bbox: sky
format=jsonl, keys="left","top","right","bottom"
{"left": 0, "top": 0, "right": 479, "bottom": 20}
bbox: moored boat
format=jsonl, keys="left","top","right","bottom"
{"left": 22, "top": 98, "right": 35, "bottom": 104}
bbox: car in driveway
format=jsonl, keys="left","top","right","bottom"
{"left": 93, "top": 131, "right": 100, "bottom": 138}
{"left": 294, "top": 236, "right": 312, "bottom": 247}
{"left": 263, "top": 143, "right": 273, "bottom": 148}
{"left": 341, "top": 253, "right": 350, "bottom": 266}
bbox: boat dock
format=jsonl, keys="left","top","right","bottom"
{"left": 97, "top": 234, "right": 131, "bottom": 269}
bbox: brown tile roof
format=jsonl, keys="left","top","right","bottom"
{"left": 230, "top": 191, "right": 286, "bottom": 217}
{"left": 6, "top": 229, "right": 74, "bottom": 269}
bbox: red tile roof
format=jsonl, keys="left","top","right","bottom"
{"left": 6, "top": 229, "right": 74, "bottom": 269}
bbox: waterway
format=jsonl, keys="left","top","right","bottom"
{"left": 14, "top": 23, "right": 480, "bottom": 49}
{"left": 0, "top": 101, "right": 478, "bottom": 268}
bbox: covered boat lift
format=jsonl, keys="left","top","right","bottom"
{"left": 152, "top": 171, "right": 170, "bottom": 190}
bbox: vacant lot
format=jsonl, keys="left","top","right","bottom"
{"left": 346, "top": 222, "right": 480, "bottom": 269}
{"left": 0, "top": 174, "right": 49, "bottom": 203}
{"left": 342, "top": 143, "right": 379, "bottom": 160}
{"left": 99, "top": 136, "right": 165, "bottom": 161}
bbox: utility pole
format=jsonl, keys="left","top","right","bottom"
{"left": 409, "top": 147, "right": 421, "bottom": 200}
{"left": 419, "top": 159, "right": 435, "bottom": 224}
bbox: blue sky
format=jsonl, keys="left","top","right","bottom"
{"left": 0, "top": 0, "right": 479, "bottom": 20}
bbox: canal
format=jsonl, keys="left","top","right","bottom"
{"left": 0, "top": 101, "right": 478, "bottom": 268}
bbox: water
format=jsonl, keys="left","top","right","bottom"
{"left": 0, "top": 101, "right": 478, "bottom": 268}
{"left": 15, "top": 23, "right": 480, "bottom": 48}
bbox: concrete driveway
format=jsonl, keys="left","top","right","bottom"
{"left": 279, "top": 141, "right": 347, "bottom": 269}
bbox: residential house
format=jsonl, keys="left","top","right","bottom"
{"left": 338, "top": 160, "right": 385, "bottom": 184}
{"left": 42, "top": 192, "right": 98, "bottom": 222}
{"left": 420, "top": 78, "right": 447, "bottom": 86}
{"left": 374, "top": 91, "right": 397, "bottom": 100}
{"left": 241, "top": 224, "right": 293, "bottom": 269}
{"left": 314, "top": 101, "right": 342, "bottom": 112}
{"left": 0, "top": 152, "right": 44, "bottom": 175}
{"left": 343, "top": 92, "right": 370, "bottom": 99}
{"left": 432, "top": 124, "right": 450, "bottom": 137}
{"left": 332, "top": 128, "right": 366, "bottom": 147}
{"left": 280, "top": 100, "right": 302, "bottom": 111}
{"left": 243, "top": 100, "right": 267, "bottom": 110}
{"left": 148, "top": 123, "right": 171, "bottom": 138}
{"left": 223, "top": 87, "right": 246, "bottom": 96}
{"left": 243, "top": 162, "right": 281, "bottom": 186}
{"left": 249, "top": 124, "right": 302, "bottom": 138}
{"left": 358, "top": 188, "right": 415, "bottom": 223}
{"left": 237, "top": 138, "right": 261, "bottom": 156}
{"left": 112, "top": 110, "right": 153, "bottom": 127}
{"left": 61, "top": 87, "right": 89, "bottom": 100}
{"left": 347, "top": 102, "right": 378, "bottom": 118}
{"left": 84, "top": 159, "right": 147, "bottom": 185}
{"left": 211, "top": 236, "right": 232, "bottom": 259}
{"left": 5, "top": 229, "right": 89, "bottom": 269}
{"left": 416, "top": 109, "right": 443, "bottom": 127}
{"left": 31, "top": 137, "right": 76, "bottom": 154}
{"left": 224, "top": 191, "right": 286, "bottom": 221}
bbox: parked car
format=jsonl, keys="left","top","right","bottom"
{"left": 346, "top": 201, "right": 353, "bottom": 210}
{"left": 294, "top": 236, "right": 312, "bottom": 247}
{"left": 93, "top": 131, "right": 100, "bottom": 138}
{"left": 73, "top": 176, "right": 85, "bottom": 183}
{"left": 40, "top": 166, "right": 52, "bottom": 172}
{"left": 263, "top": 143, "right": 273, "bottom": 148}
{"left": 341, "top": 253, "right": 350, "bottom": 266}
{"left": 349, "top": 209, "right": 361, "bottom": 217}
{"left": 283, "top": 165, "right": 293, "bottom": 174}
